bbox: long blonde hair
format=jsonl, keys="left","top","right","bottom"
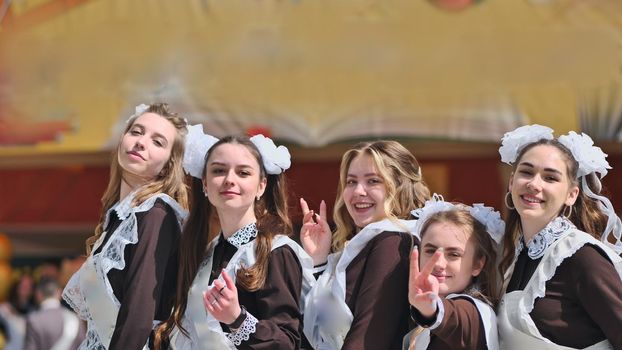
{"left": 332, "top": 140, "right": 430, "bottom": 251}
{"left": 85, "top": 103, "right": 189, "bottom": 255}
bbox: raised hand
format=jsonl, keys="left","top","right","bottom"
{"left": 300, "top": 197, "right": 332, "bottom": 265}
{"left": 203, "top": 270, "right": 242, "bottom": 325}
{"left": 408, "top": 248, "right": 441, "bottom": 318}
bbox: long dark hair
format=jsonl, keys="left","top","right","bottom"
{"left": 154, "top": 135, "right": 291, "bottom": 346}
{"left": 500, "top": 139, "right": 609, "bottom": 276}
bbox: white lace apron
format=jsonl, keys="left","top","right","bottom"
{"left": 170, "top": 234, "right": 315, "bottom": 350}
{"left": 62, "top": 193, "right": 187, "bottom": 350}
{"left": 498, "top": 229, "right": 622, "bottom": 350}
{"left": 402, "top": 294, "right": 499, "bottom": 350}
{"left": 303, "top": 218, "right": 418, "bottom": 350}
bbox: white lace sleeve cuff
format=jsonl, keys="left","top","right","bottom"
{"left": 226, "top": 311, "right": 258, "bottom": 346}
{"left": 428, "top": 296, "right": 444, "bottom": 330}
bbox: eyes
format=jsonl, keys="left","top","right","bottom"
{"left": 517, "top": 168, "right": 560, "bottom": 182}
{"left": 346, "top": 177, "right": 383, "bottom": 186}
{"left": 209, "top": 167, "right": 253, "bottom": 177}
{"left": 129, "top": 128, "right": 166, "bottom": 148}
{"left": 423, "top": 247, "right": 463, "bottom": 260}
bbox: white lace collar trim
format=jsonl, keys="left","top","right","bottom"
{"left": 517, "top": 216, "right": 575, "bottom": 259}
{"left": 62, "top": 191, "right": 187, "bottom": 350}
{"left": 225, "top": 222, "right": 258, "bottom": 249}
{"left": 103, "top": 190, "right": 188, "bottom": 229}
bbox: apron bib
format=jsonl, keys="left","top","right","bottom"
{"left": 498, "top": 229, "right": 621, "bottom": 350}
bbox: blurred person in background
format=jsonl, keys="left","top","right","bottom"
{"left": 0, "top": 273, "right": 36, "bottom": 350}
{"left": 24, "top": 277, "right": 86, "bottom": 350}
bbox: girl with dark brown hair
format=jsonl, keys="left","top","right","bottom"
{"left": 156, "top": 127, "right": 314, "bottom": 349}
{"left": 497, "top": 125, "right": 622, "bottom": 349}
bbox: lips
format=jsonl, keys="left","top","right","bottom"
{"left": 521, "top": 194, "right": 543, "bottom": 205}
{"left": 352, "top": 202, "right": 374, "bottom": 210}
{"left": 220, "top": 191, "right": 239, "bottom": 196}
{"left": 127, "top": 150, "right": 145, "bottom": 160}
{"left": 432, "top": 273, "right": 449, "bottom": 282}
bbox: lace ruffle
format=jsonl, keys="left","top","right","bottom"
{"left": 226, "top": 222, "right": 258, "bottom": 248}
{"left": 227, "top": 312, "right": 259, "bottom": 346}
{"left": 79, "top": 329, "right": 107, "bottom": 350}
{"left": 98, "top": 193, "right": 187, "bottom": 307}
{"left": 521, "top": 229, "right": 622, "bottom": 315}
{"left": 62, "top": 192, "right": 187, "bottom": 349}
{"left": 517, "top": 216, "right": 574, "bottom": 259}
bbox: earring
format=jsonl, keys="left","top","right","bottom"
{"left": 504, "top": 192, "right": 515, "bottom": 210}
{"left": 562, "top": 205, "right": 573, "bottom": 218}
{"left": 256, "top": 195, "right": 261, "bottom": 201}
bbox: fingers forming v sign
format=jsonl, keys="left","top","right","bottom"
{"left": 300, "top": 198, "right": 331, "bottom": 265}
{"left": 203, "top": 270, "right": 242, "bottom": 325}
{"left": 409, "top": 248, "right": 442, "bottom": 318}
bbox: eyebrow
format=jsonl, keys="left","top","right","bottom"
{"left": 517, "top": 162, "right": 563, "bottom": 175}
{"left": 346, "top": 172, "right": 380, "bottom": 178}
{"left": 422, "top": 243, "right": 464, "bottom": 252}
{"left": 209, "top": 161, "right": 254, "bottom": 169}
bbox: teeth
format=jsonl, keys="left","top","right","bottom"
{"left": 354, "top": 203, "right": 373, "bottom": 209}
{"left": 523, "top": 196, "right": 541, "bottom": 203}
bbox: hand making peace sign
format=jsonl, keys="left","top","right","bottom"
{"left": 408, "top": 248, "right": 442, "bottom": 318}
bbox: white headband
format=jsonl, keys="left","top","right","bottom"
{"left": 410, "top": 194, "right": 505, "bottom": 245}
{"left": 499, "top": 124, "right": 622, "bottom": 254}
{"left": 182, "top": 124, "right": 291, "bottom": 178}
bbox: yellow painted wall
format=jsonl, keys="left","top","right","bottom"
{"left": 1, "top": 0, "right": 620, "bottom": 155}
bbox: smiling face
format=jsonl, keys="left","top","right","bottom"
{"left": 342, "top": 154, "right": 388, "bottom": 228}
{"left": 420, "top": 221, "right": 484, "bottom": 297}
{"left": 118, "top": 113, "right": 177, "bottom": 184}
{"left": 203, "top": 143, "right": 267, "bottom": 218}
{"left": 509, "top": 144, "right": 579, "bottom": 236}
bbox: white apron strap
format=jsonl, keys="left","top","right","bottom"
{"left": 404, "top": 294, "right": 498, "bottom": 350}
{"left": 270, "top": 235, "right": 316, "bottom": 311}
{"left": 304, "top": 218, "right": 418, "bottom": 350}
{"left": 172, "top": 236, "right": 234, "bottom": 350}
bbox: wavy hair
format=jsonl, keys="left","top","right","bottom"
{"left": 85, "top": 103, "right": 188, "bottom": 255}
{"left": 332, "top": 140, "right": 430, "bottom": 251}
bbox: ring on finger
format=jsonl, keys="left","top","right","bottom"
{"left": 218, "top": 286, "right": 226, "bottom": 295}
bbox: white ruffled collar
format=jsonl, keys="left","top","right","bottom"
{"left": 517, "top": 216, "right": 575, "bottom": 259}
{"left": 100, "top": 193, "right": 135, "bottom": 231}
{"left": 104, "top": 191, "right": 187, "bottom": 229}
{"left": 225, "top": 222, "right": 258, "bottom": 249}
